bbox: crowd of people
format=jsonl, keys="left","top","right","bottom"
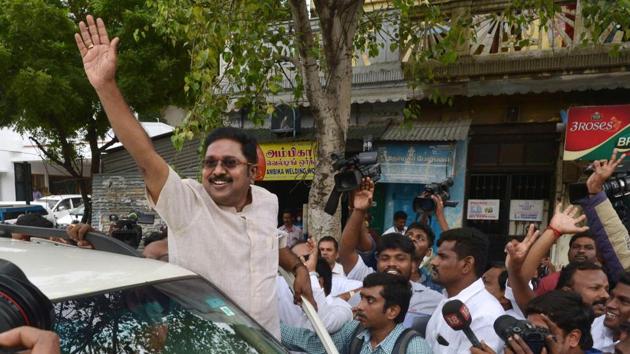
{"left": 4, "top": 14, "right": 630, "bottom": 354}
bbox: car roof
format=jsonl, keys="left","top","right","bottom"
{"left": 37, "top": 194, "right": 85, "bottom": 201}
{"left": 0, "top": 238, "right": 195, "bottom": 301}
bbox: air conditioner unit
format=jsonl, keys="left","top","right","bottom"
{"left": 270, "top": 105, "right": 300, "bottom": 135}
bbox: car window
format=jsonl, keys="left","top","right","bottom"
{"left": 53, "top": 277, "right": 287, "bottom": 353}
{"left": 56, "top": 199, "right": 71, "bottom": 212}
{"left": 71, "top": 198, "right": 83, "bottom": 208}
{"left": 46, "top": 200, "right": 57, "bottom": 209}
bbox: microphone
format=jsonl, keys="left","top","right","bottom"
{"left": 442, "top": 299, "right": 482, "bottom": 348}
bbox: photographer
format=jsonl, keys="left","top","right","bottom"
{"left": 577, "top": 149, "right": 628, "bottom": 282}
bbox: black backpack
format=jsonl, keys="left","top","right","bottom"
{"left": 349, "top": 324, "right": 419, "bottom": 354}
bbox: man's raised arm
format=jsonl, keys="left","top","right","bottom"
{"left": 75, "top": 15, "right": 168, "bottom": 201}
{"left": 339, "top": 178, "right": 374, "bottom": 274}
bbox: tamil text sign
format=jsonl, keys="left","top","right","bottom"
{"left": 255, "top": 142, "right": 317, "bottom": 181}
{"left": 564, "top": 104, "right": 630, "bottom": 160}
{"left": 377, "top": 144, "right": 455, "bottom": 184}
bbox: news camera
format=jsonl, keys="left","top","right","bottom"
{"left": 324, "top": 151, "right": 381, "bottom": 215}
{"left": 494, "top": 315, "right": 550, "bottom": 354}
{"left": 569, "top": 161, "right": 630, "bottom": 204}
{"left": 413, "top": 177, "right": 458, "bottom": 213}
{"left": 109, "top": 213, "right": 143, "bottom": 249}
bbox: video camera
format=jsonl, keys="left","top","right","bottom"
{"left": 324, "top": 151, "right": 381, "bottom": 215}
{"left": 494, "top": 315, "right": 550, "bottom": 354}
{"left": 413, "top": 177, "right": 458, "bottom": 213}
{"left": 569, "top": 161, "right": 630, "bottom": 204}
{"left": 109, "top": 213, "right": 143, "bottom": 249}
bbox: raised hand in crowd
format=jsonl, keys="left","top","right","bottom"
{"left": 338, "top": 178, "right": 375, "bottom": 275}
{"left": 75, "top": 16, "right": 119, "bottom": 90}
{"left": 431, "top": 194, "right": 449, "bottom": 231}
{"left": 0, "top": 326, "right": 60, "bottom": 354}
{"left": 505, "top": 224, "right": 541, "bottom": 315}
{"left": 587, "top": 148, "right": 626, "bottom": 194}
{"left": 304, "top": 238, "right": 319, "bottom": 273}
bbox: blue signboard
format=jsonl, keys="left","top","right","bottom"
{"left": 377, "top": 144, "right": 455, "bottom": 184}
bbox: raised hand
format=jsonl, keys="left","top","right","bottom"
{"left": 74, "top": 15, "right": 120, "bottom": 90}
{"left": 548, "top": 203, "right": 589, "bottom": 236}
{"left": 506, "top": 223, "right": 540, "bottom": 271}
{"left": 587, "top": 148, "right": 626, "bottom": 194}
{"left": 352, "top": 177, "right": 374, "bottom": 211}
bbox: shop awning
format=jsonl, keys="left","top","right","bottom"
{"left": 380, "top": 119, "right": 471, "bottom": 141}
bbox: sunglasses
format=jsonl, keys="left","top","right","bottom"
{"left": 202, "top": 157, "right": 252, "bottom": 170}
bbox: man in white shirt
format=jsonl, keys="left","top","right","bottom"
{"left": 73, "top": 16, "right": 313, "bottom": 339}
{"left": 383, "top": 210, "right": 408, "bottom": 235}
{"left": 318, "top": 236, "right": 344, "bottom": 276}
{"left": 426, "top": 227, "right": 505, "bottom": 353}
{"left": 338, "top": 178, "right": 443, "bottom": 331}
{"left": 278, "top": 210, "right": 303, "bottom": 248}
{"left": 592, "top": 271, "right": 630, "bottom": 353}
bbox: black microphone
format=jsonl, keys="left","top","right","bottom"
{"left": 442, "top": 299, "right": 482, "bottom": 349}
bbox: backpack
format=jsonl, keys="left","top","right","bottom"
{"left": 348, "top": 324, "right": 419, "bottom": 354}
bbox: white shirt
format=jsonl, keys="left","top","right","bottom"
{"left": 148, "top": 167, "right": 282, "bottom": 338}
{"left": 504, "top": 282, "right": 526, "bottom": 320}
{"left": 383, "top": 225, "right": 407, "bottom": 235}
{"left": 276, "top": 275, "right": 352, "bottom": 333}
{"left": 592, "top": 315, "right": 616, "bottom": 353}
{"left": 332, "top": 262, "right": 345, "bottom": 276}
{"left": 425, "top": 278, "right": 505, "bottom": 354}
{"left": 347, "top": 256, "right": 443, "bottom": 324}
{"left": 278, "top": 224, "right": 303, "bottom": 248}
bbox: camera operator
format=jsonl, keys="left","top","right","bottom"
{"left": 0, "top": 326, "right": 60, "bottom": 354}
{"left": 576, "top": 149, "right": 629, "bottom": 283}
{"left": 471, "top": 291, "right": 598, "bottom": 354}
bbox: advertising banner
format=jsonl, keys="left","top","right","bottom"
{"left": 255, "top": 142, "right": 317, "bottom": 181}
{"left": 377, "top": 144, "right": 455, "bottom": 184}
{"left": 564, "top": 104, "right": 630, "bottom": 160}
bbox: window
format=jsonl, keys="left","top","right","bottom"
{"left": 53, "top": 277, "right": 285, "bottom": 353}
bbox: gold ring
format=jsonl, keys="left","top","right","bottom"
{"left": 87, "top": 44, "right": 94, "bottom": 49}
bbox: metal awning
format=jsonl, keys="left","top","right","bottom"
{"left": 380, "top": 119, "right": 471, "bottom": 141}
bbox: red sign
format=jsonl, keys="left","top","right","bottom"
{"left": 564, "top": 105, "right": 630, "bottom": 160}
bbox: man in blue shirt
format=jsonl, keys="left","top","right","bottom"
{"left": 281, "top": 272, "right": 432, "bottom": 354}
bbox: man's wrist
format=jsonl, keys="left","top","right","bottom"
{"left": 291, "top": 263, "right": 307, "bottom": 275}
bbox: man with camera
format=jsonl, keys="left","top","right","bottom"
{"left": 72, "top": 15, "right": 314, "bottom": 339}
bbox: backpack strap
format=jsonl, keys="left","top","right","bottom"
{"left": 392, "top": 328, "right": 420, "bottom": 354}
{"left": 349, "top": 323, "right": 366, "bottom": 354}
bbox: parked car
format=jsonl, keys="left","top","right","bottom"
{"left": 0, "top": 227, "right": 336, "bottom": 353}
{"left": 32, "top": 194, "right": 88, "bottom": 223}
{"left": 0, "top": 203, "right": 48, "bottom": 223}
{"left": 55, "top": 205, "right": 84, "bottom": 227}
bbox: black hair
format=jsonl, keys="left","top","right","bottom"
{"left": 406, "top": 222, "right": 435, "bottom": 247}
{"left": 15, "top": 214, "right": 53, "bottom": 228}
{"left": 393, "top": 211, "right": 407, "bottom": 221}
{"left": 203, "top": 127, "right": 258, "bottom": 164}
{"left": 362, "top": 272, "right": 412, "bottom": 324}
{"left": 556, "top": 261, "right": 604, "bottom": 290}
{"left": 315, "top": 257, "right": 333, "bottom": 296}
{"left": 437, "top": 227, "right": 489, "bottom": 278}
{"left": 568, "top": 232, "right": 595, "bottom": 248}
{"left": 318, "top": 236, "right": 339, "bottom": 252}
{"left": 498, "top": 270, "right": 508, "bottom": 293}
{"left": 526, "top": 290, "right": 594, "bottom": 350}
{"left": 617, "top": 271, "right": 630, "bottom": 287}
{"left": 376, "top": 233, "right": 415, "bottom": 258}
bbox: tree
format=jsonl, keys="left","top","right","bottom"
{"left": 148, "top": 0, "right": 627, "bottom": 238}
{"left": 0, "top": 0, "right": 189, "bottom": 222}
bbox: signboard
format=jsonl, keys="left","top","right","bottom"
{"left": 255, "top": 142, "right": 317, "bottom": 181}
{"left": 466, "top": 199, "right": 500, "bottom": 220}
{"left": 509, "top": 199, "right": 544, "bottom": 221}
{"left": 377, "top": 144, "right": 455, "bottom": 184}
{"left": 564, "top": 104, "right": 630, "bottom": 160}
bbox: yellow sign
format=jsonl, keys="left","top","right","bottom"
{"left": 256, "top": 142, "right": 317, "bottom": 181}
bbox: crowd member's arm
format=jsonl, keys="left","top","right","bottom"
{"left": 279, "top": 247, "right": 316, "bottom": 309}
{"left": 338, "top": 178, "right": 374, "bottom": 275}
{"left": 431, "top": 194, "right": 449, "bottom": 232}
{"left": 519, "top": 204, "right": 589, "bottom": 285}
{"left": 505, "top": 224, "right": 541, "bottom": 314}
{"left": 75, "top": 16, "right": 168, "bottom": 202}
{"left": 0, "top": 326, "right": 60, "bottom": 354}
{"left": 582, "top": 149, "right": 630, "bottom": 273}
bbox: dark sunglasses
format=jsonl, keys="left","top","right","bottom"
{"left": 202, "top": 157, "right": 251, "bottom": 170}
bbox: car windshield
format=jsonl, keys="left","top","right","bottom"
{"left": 69, "top": 205, "right": 84, "bottom": 215}
{"left": 45, "top": 199, "right": 59, "bottom": 209}
{"left": 53, "top": 277, "right": 287, "bottom": 353}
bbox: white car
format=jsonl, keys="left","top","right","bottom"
{"left": 32, "top": 194, "right": 87, "bottom": 222}
{"left": 54, "top": 205, "right": 84, "bottom": 227}
{"left": 0, "top": 227, "right": 336, "bottom": 353}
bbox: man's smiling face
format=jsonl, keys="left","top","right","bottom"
{"left": 201, "top": 139, "right": 256, "bottom": 209}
